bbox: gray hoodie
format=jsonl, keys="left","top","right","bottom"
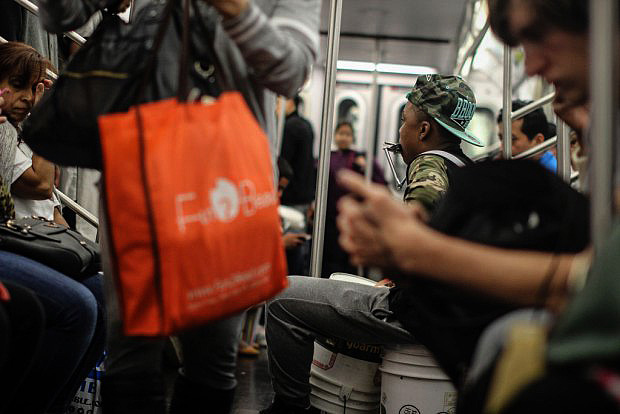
{"left": 35, "top": 0, "right": 320, "bottom": 154}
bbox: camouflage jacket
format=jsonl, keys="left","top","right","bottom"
{"left": 403, "top": 154, "right": 451, "bottom": 212}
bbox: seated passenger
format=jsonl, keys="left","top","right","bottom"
{"left": 0, "top": 41, "right": 67, "bottom": 225}
{"left": 497, "top": 99, "right": 557, "bottom": 172}
{"left": 260, "top": 75, "right": 481, "bottom": 414}
{"left": 0, "top": 41, "right": 105, "bottom": 414}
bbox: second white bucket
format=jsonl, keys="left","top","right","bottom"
{"left": 379, "top": 345, "right": 457, "bottom": 414}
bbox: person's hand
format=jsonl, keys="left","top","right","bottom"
{"left": 374, "top": 278, "right": 395, "bottom": 288}
{"left": 117, "top": 0, "right": 131, "bottom": 13}
{"left": 202, "top": 0, "right": 249, "bottom": 19}
{"left": 283, "top": 233, "right": 309, "bottom": 249}
{"left": 337, "top": 170, "right": 433, "bottom": 271}
{"left": 306, "top": 202, "right": 315, "bottom": 227}
{"left": 354, "top": 155, "right": 367, "bottom": 170}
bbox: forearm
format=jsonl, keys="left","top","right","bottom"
{"left": 221, "top": 1, "right": 319, "bottom": 96}
{"left": 397, "top": 226, "right": 578, "bottom": 311}
{"left": 31, "top": 155, "right": 55, "bottom": 187}
{"left": 13, "top": 155, "right": 55, "bottom": 199}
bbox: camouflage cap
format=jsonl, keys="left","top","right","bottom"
{"left": 406, "top": 74, "right": 482, "bottom": 147}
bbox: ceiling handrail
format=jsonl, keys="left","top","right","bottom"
{"left": 510, "top": 92, "right": 555, "bottom": 121}
{"left": 55, "top": 189, "right": 99, "bottom": 228}
{"left": 512, "top": 136, "right": 557, "bottom": 160}
{"left": 456, "top": 18, "right": 490, "bottom": 75}
{"left": 13, "top": 0, "right": 87, "bottom": 46}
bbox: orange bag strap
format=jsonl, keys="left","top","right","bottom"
{"left": 177, "top": 0, "right": 191, "bottom": 101}
{"left": 133, "top": 0, "right": 195, "bottom": 325}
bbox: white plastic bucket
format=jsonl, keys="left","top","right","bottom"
{"left": 309, "top": 274, "right": 383, "bottom": 413}
{"left": 310, "top": 339, "right": 381, "bottom": 414}
{"left": 379, "top": 345, "right": 457, "bottom": 414}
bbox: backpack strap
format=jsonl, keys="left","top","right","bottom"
{"left": 419, "top": 150, "right": 467, "bottom": 167}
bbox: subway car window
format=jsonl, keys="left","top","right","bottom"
{"left": 461, "top": 107, "right": 499, "bottom": 160}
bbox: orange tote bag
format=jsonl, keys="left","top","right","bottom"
{"left": 98, "top": 92, "right": 288, "bottom": 336}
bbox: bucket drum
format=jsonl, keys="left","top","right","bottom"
{"left": 379, "top": 345, "right": 457, "bottom": 414}
{"left": 309, "top": 273, "right": 384, "bottom": 414}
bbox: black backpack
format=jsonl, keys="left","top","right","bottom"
{"left": 389, "top": 159, "right": 589, "bottom": 386}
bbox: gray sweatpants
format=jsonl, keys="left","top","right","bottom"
{"left": 266, "top": 276, "right": 416, "bottom": 406}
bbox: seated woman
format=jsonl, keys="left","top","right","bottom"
{"left": 0, "top": 41, "right": 105, "bottom": 414}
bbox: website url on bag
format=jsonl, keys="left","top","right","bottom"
{"left": 186, "top": 262, "right": 272, "bottom": 305}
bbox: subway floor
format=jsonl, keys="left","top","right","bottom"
{"left": 232, "top": 349, "right": 274, "bottom": 414}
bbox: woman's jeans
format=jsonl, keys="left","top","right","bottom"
{"left": 0, "top": 251, "right": 105, "bottom": 414}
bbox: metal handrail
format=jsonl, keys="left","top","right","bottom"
{"left": 55, "top": 189, "right": 99, "bottom": 228}
{"left": 14, "top": 0, "right": 86, "bottom": 46}
{"left": 511, "top": 92, "right": 555, "bottom": 121}
{"left": 456, "top": 18, "right": 490, "bottom": 75}
{"left": 557, "top": 120, "right": 572, "bottom": 182}
{"left": 512, "top": 136, "right": 557, "bottom": 160}
{"left": 502, "top": 45, "right": 512, "bottom": 159}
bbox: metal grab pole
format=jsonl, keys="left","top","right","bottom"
{"left": 556, "top": 120, "right": 571, "bottom": 182}
{"left": 502, "top": 45, "right": 512, "bottom": 159}
{"left": 13, "top": 0, "right": 86, "bottom": 46}
{"left": 511, "top": 93, "right": 555, "bottom": 121}
{"left": 590, "top": 0, "right": 618, "bottom": 251}
{"left": 365, "top": 40, "right": 380, "bottom": 184}
{"left": 309, "top": 0, "right": 343, "bottom": 278}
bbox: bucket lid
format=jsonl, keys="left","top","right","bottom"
{"left": 329, "top": 273, "right": 377, "bottom": 287}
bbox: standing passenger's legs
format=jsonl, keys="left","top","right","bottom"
{"left": 100, "top": 200, "right": 243, "bottom": 414}
{"left": 102, "top": 322, "right": 168, "bottom": 414}
{"left": 99, "top": 201, "right": 167, "bottom": 414}
{"left": 169, "top": 313, "right": 244, "bottom": 414}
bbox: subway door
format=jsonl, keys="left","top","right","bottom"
{"left": 333, "top": 84, "right": 373, "bottom": 153}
